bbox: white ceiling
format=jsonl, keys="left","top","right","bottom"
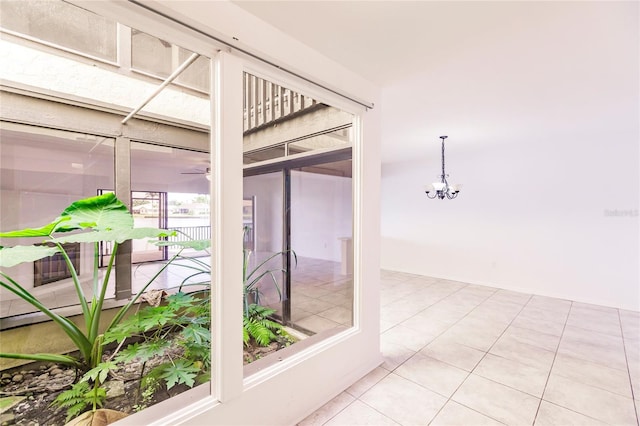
{"left": 231, "top": 1, "right": 553, "bottom": 86}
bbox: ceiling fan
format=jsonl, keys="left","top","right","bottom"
{"left": 180, "top": 167, "right": 211, "bottom": 180}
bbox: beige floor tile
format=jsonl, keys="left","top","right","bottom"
{"left": 380, "top": 320, "right": 395, "bottom": 333}
{"left": 571, "top": 302, "right": 619, "bottom": 316}
{"left": 430, "top": 401, "right": 504, "bottom": 426}
{"left": 420, "top": 336, "right": 486, "bottom": 372}
{"left": 452, "top": 374, "right": 540, "bottom": 425}
{"left": 526, "top": 295, "right": 572, "bottom": 313}
{"left": 466, "top": 303, "right": 520, "bottom": 325}
{"left": 534, "top": 401, "right": 606, "bottom": 425}
{"left": 566, "top": 311, "right": 622, "bottom": 337}
{"left": 557, "top": 333, "right": 627, "bottom": 371}
{"left": 628, "top": 360, "right": 640, "bottom": 401}
{"left": 439, "top": 320, "right": 505, "bottom": 352}
{"left": 318, "top": 292, "right": 352, "bottom": 306}
{"left": 551, "top": 353, "right": 633, "bottom": 398}
{"left": 298, "top": 392, "right": 355, "bottom": 426}
{"left": 413, "top": 304, "right": 469, "bottom": 324}
{"left": 291, "top": 307, "right": 314, "bottom": 322}
{"left": 501, "top": 325, "right": 561, "bottom": 352}
{"left": 324, "top": 400, "right": 399, "bottom": 426}
{"left": 543, "top": 373, "right": 637, "bottom": 425}
{"left": 296, "top": 298, "right": 335, "bottom": 315}
{"left": 474, "top": 353, "right": 549, "bottom": 397}
{"left": 318, "top": 306, "right": 353, "bottom": 326}
{"left": 295, "top": 315, "right": 341, "bottom": 334}
{"left": 562, "top": 324, "right": 625, "bottom": 350}
{"left": 379, "top": 339, "right": 415, "bottom": 371}
{"left": 360, "top": 373, "right": 447, "bottom": 425}
{"left": 488, "top": 289, "right": 531, "bottom": 305}
{"left": 445, "top": 293, "right": 490, "bottom": 309}
{"left": 433, "top": 279, "right": 468, "bottom": 292}
{"left": 620, "top": 309, "right": 640, "bottom": 340}
{"left": 380, "top": 304, "right": 420, "bottom": 326}
{"left": 510, "top": 315, "right": 565, "bottom": 337}
{"left": 381, "top": 324, "right": 436, "bottom": 352}
{"left": 345, "top": 367, "right": 389, "bottom": 398}
{"left": 395, "top": 352, "right": 469, "bottom": 397}
{"left": 490, "top": 334, "right": 556, "bottom": 371}
{"left": 400, "top": 315, "right": 453, "bottom": 337}
{"left": 518, "top": 305, "right": 568, "bottom": 324}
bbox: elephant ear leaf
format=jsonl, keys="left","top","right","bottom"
{"left": 0, "top": 245, "right": 60, "bottom": 268}
{"left": 55, "top": 193, "right": 133, "bottom": 232}
{"left": 0, "top": 217, "right": 71, "bottom": 238}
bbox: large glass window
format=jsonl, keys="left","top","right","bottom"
{"left": 0, "top": 0, "right": 117, "bottom": 61}
{"left": 0, "top": 2, "right": 213, "bottom": 423}
{"left": 0, "top": 123, "right": 115, "bottom": 316}
{"left": 242, "top": 72, "right": 354, "bottom": 374}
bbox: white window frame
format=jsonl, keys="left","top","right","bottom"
{"left": 62, "top": 2, "right": 382, "bottom": 424}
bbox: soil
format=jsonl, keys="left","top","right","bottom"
{"left": 0, "top": 341, "right": 285, "bottom": 425}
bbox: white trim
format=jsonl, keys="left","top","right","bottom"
{"left": 0, "top": 28, "right": 120, "bottom": 66}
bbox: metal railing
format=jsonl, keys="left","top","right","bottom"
{"left": 168, "top": 225, "right": 211, "bottom": 247}
{"left": 243, "top": 73, "right": 318, "bottom": 132}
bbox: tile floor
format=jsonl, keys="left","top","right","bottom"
{"left": 1, "top": 254, "right": 354, "bottom": 337}
{"left": 299, "top": 270, "right": 640, "bottom": 426}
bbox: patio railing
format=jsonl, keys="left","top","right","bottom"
{"left": 243, "top": 73, "right": 318, "bottom": 133}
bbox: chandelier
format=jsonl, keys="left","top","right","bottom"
{"left": 425, "top": 136, "right": 462, "bottom": 200}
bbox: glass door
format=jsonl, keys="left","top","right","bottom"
{"left": 131, "top": 191, "right": 167, "bottom": 263}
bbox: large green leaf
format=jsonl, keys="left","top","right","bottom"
{"left": 0, "top": 245, "right": 60, "bottom": 268}
{"left": 0, "top": 217, "right": 71, "bottom": 238}
{"left": 55, "top": 193, "right": 132, "bottom": 232}
{"left": 0, "top": 352, "right": 81, "bottom": 367}
{"left": 53, "top": 228, "right": 175, "bottom": 244}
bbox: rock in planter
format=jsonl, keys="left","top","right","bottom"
{"left": 104, "top": 381, "right": 125, "bottom": 399}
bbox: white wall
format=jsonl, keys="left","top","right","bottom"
{"left": 291, "top": 170, "right": 352, "bottom": 262}
{"left": 243, "top": 171, "right": 352, "bottom": 261}
{"left": 380, "top": 2, "right": 639, "bottom": 310}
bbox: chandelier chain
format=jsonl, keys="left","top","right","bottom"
{"left": 441, "top": 137, "right": 446, "bottom": 180}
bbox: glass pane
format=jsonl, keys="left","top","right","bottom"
{"left": 243, "top": 172, "right": 284, "bottom": 321}
{"left": 130, "top": 142, "right": 211, "bottom": 294}
{"left": 0, "top": 122, "right": 115, "bottom": 316}
{"left": 132, "top": 29, "right": 211, "bottom": 92}
{"left": 291, "top": 161, "right": 353, "bottom": 332}
{"left": 242, "top": 73, "right": 354, "bottom": 375}
{"left": 243, "top": 72, "right": 352, "bottom": 165}
{"left": 0, "top": 3, "right": 214, "bottom": 421}
{"left": 0, "top": 0, "right": 117, "bottom": 61}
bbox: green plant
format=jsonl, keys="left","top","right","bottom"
{"left": 103, "top": 291, "right": 211, "bottom": 390}
{"left": 133, "top": 376, "right": 161, "bottom": 412}
{"left": 165, "top": 229, "right": 296, "bottom": 323}
{"left": 243, "top": 303, "right": 291, "bottom": 347}
{"left": 0, "top": 193, "right": 176, "bottom": 369}
{"left": 51, "top": 381, "right": 106, "bottom": 423}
